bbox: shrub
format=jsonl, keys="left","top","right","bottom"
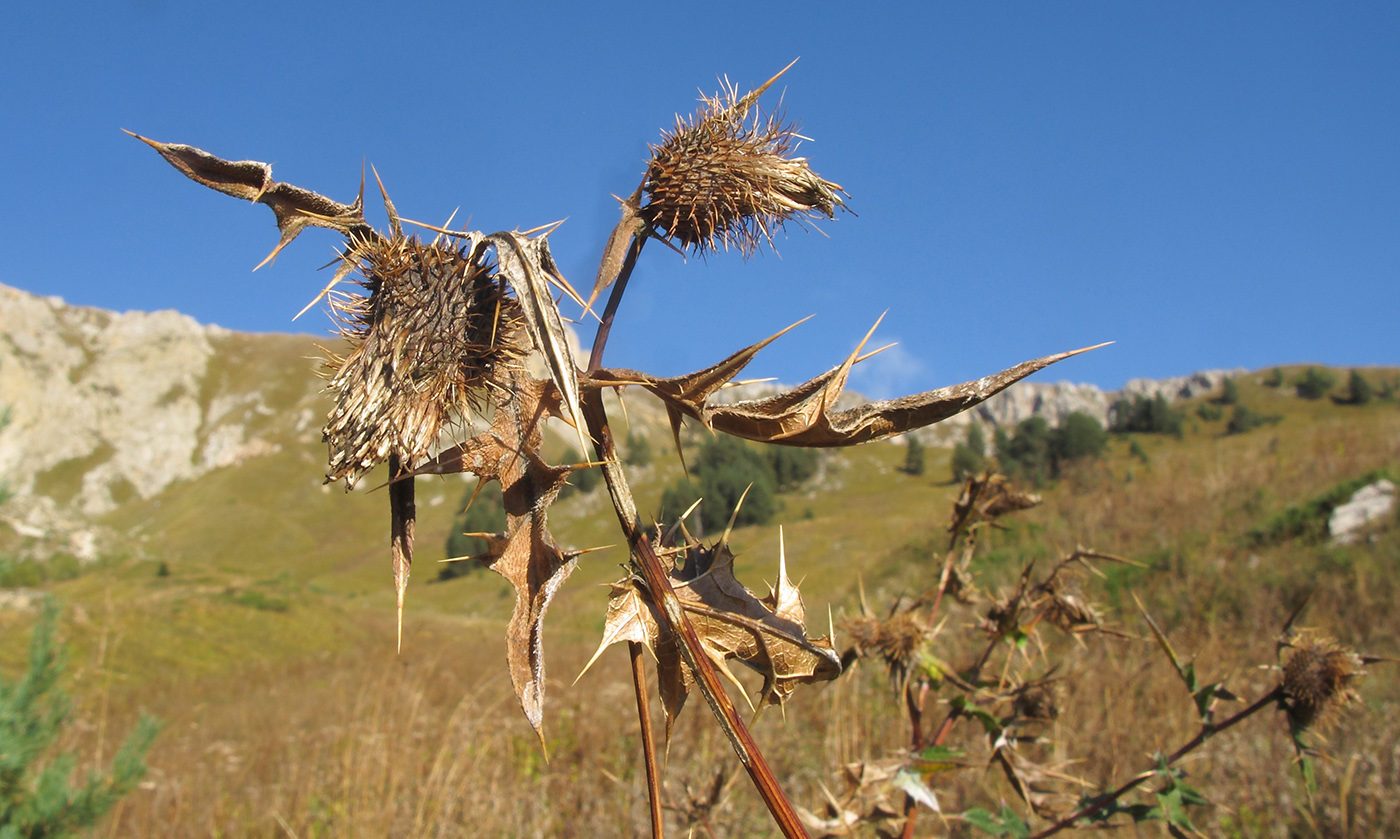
{"left": 1197, "top": 402, "right": 1223, "bottom": 421}
{"left": 1294, "top": 367, "right": 1336, "bottom": 400}
{"left": 767, "top": 445, "right": 820, "bottom": 490}
{"left": 1050, "top": 411, "right": 1108, "bottom": 467}
{"left": 1, "top": 600, "right": 160, "bottom": 837}
{"left": 1263, "top": 368, "right": 1284, "bottom": 387}
{"left": 443, "top": 481, "right": 506, "bottom": 579}
{"left": 1218, "top": 376, "right": 1239, "bottom": 405}
{"left": 1226, "top": 405, "right": 1282, "bottom": 436}
{"left": 624, "top": 432, "right": 652, "bottom": 466}
{"left": 1109, "top": 393, "right": 1183, "bottom": 437}
{"left": 999, "top": 416, "right": 1052, "bottom": 486}
{"left": 660, "top": 436, "right": 777, "bottom": 534}
{"left": 1337, "top": 369, "right": 1374, "bottom": 406}
{"left": 1246, "top": 468, "right": 1393, "bottom": 546}
{"left": 949, "top": 425, "right": 985, "bottom": 481}
{"left": 903, "top": 436, "right": 927, "bottom": 476}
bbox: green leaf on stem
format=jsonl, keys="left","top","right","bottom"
{"left": 962, "top": 805, "right": 1030, "bottom": 837}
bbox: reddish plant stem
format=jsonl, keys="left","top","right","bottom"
{"left": 899, "top": 682, "right": 929, "bottom": 839}
{"left": 630, "top": 641, "right": 665, "bottom": 839}
{"left": 587, "top": 234, "right": 645, "bottom": 374}
{"left": 1025, "top": 686, "right": 1284, "bottom": 839}
{"left": 583, "top": 265, "right": 810, "bottom": 839}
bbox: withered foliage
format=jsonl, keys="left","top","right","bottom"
{"left": 586, "top": 527, "right": 841, "bottom": 742}
{"left": 639, "top": 60, "right": 847, "bottom": 258}
{"left": 132, "top": 63, "right": 1151, "bottom": 839}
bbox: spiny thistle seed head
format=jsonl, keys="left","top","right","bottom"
{"left": 640, "top": 71, "right": 847, "bottom": 257}
{"left": 322, "top": 233, "right": 527, "bottom": 485}
{"left": 1281, "top": 637, "right": 1364, "bottom": 731}
{"left": 875, "top": 612, "right": 927, "bottom": 686}
{"left": 1012, "top": 683, "right": 1061, "bottom": 722}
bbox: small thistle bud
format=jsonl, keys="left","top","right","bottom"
{"left": 1280, "top": 637, "right": 1364, "bottom": 731}
{"left": 640, "top": 63, "right": 847, "bottom": 256}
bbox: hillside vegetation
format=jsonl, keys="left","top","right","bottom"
{"left": 0, "top": 364, "right": 1397, "bottom": 837}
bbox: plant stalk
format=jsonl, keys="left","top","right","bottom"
{"left": 1025, "top": 686, "right": 1284, "bottom": 838}
{"left": 583, "top": 251, "right": 811, "bottom": 839}
{"left": 630, "top": 640, "right": 665, "bottom": 839}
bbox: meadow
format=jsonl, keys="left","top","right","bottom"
{"left": 3, "top": 366, "right": 1397, "bottom": 837}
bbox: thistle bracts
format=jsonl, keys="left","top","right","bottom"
{"left": 322, "top": 232, "right": 526, "bottom": 486}
{"left": 1280, "top": 636, "right": 1365, "bottom": 733}
{"left": 639, "top": 61, "right": 847, "bottom": 257}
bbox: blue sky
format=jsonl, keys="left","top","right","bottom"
{"left": 3, "top": 2, "right": 1396, "bottom": 397}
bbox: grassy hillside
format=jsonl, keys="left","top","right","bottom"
{"left": 2, "top": 364, "right": 1397, "bottom": 837}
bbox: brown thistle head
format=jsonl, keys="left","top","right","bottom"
{"left": 639, "top": 61, "right": 847, "bottom": 257}
{"left": 1280, "top": 637, "right": 1364, "bottom": 732}
{"left": 322, "top": 233, "right": 528, "bottom": 485}
{"left": 1011, "top": 681, "right": 1061, "bottom": 723}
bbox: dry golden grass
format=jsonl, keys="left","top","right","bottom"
{"left": 26, "top": 377, "right": 1399, "bottom": 838}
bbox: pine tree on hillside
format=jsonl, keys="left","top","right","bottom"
{"left": 950, "top": 424, "right": 985, "bottom": 481}
{"left": 902, "top": 436, "right": 926, "bottom": 476}
{"left": 1294, "top": 367, "right": 1336, "bottom": 400}
{"left": 1, "top": 601, "right": 160, "bottom": 838}
{"left": 1341, "top": 369, "right": 1373, "bottom": 406}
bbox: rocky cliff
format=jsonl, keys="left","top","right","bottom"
{"left": 0, "top": 283, "right": 323, "bottom": 559}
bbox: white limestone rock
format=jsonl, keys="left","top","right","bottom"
{"left": 1329, "top": 479, "right": 1396, "bottom": 545}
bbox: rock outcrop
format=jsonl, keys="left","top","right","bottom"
{"left": 0, "top": 283, "right": 319, "bottom": 559}
{"left": 1329, "top": 479, "right": 1396, "bottom": 545}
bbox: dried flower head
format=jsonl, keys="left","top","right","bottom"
{"left": 640, "top": 61, "right": 847, "bottom": 256}
{"left": 1012, "top": 682, "right": 1061, "bottom": 723}
{"left": 1281, "top": 637, "right": 1364, "bottom": 731}
{"left": 875, "top": 611, "right": 927, "bottom": 687}
{"left": 1043, "top": 587, "right": 1103, "bottom": 634}
{"left": 322, "top": 233, "right": 527, "bottom": 485}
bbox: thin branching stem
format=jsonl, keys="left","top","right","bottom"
{"left": 587, "top": 234, "right": 645, "bottom": 374}
{"left": 582, "top": 252, "right": 810, "bottom": 838}
{"left": 1025, "top": 686, "right": 1285, "bottom": 838}
{"left": 630, "top": 641, "right": 665, "bottom": 839}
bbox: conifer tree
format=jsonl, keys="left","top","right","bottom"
{"left": 1, "top": 601, "right": 160, "bottom": 838}
{"left": 902, "top": 436, "right": 926, "bottom": 476}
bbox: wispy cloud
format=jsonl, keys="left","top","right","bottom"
{"left": 848, "top": 339, "right": 924, "bottom": 401}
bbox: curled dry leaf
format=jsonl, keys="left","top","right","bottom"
{"left": 585, "top": 529, "right": 841, "bottom": 742}
{"left": 413, "top": 370, "right": 581, "bottom": 742}
{"left": 590, "top": 319, "right": 1108, "bottom": 449}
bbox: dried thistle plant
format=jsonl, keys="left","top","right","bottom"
{"left": 133, "top": 63, "right": 1130, "bottom": 839}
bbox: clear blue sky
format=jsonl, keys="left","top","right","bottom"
{"left": 3, "top": 2, "right": 1396, "bottom": 396}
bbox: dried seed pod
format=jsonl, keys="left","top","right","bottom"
{"left": 1281, "top": 637, "right": 1364, "bottom": 731}
{"left": 875, "top": 611, "right": 927, "bottom": 687}
{"left": 640, "top": 63, "right": 847, "bottom": 256}
{"left": 1042, "top": 587, "right": 1103, "bottom": 634}
{"left": 323, "top": 233, "right": 528, "bottom": 485}
{"left": 1012, "top": 682, "right": 1061, "bottom": 723}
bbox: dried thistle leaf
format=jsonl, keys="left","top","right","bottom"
{"left": 407, "top": 371, "right": 579, "bottom": 741}
{"left": 591, "top": 320, "right": 1108, "bottom": 447}
{"left": 484, "top": 231, "right": 589, "bottom": 455}
{"left": 588, "top": 530, "right": 841, "bottom": 741}
{"left": 127, "top": 132, "right": 371, "bottom": 268}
